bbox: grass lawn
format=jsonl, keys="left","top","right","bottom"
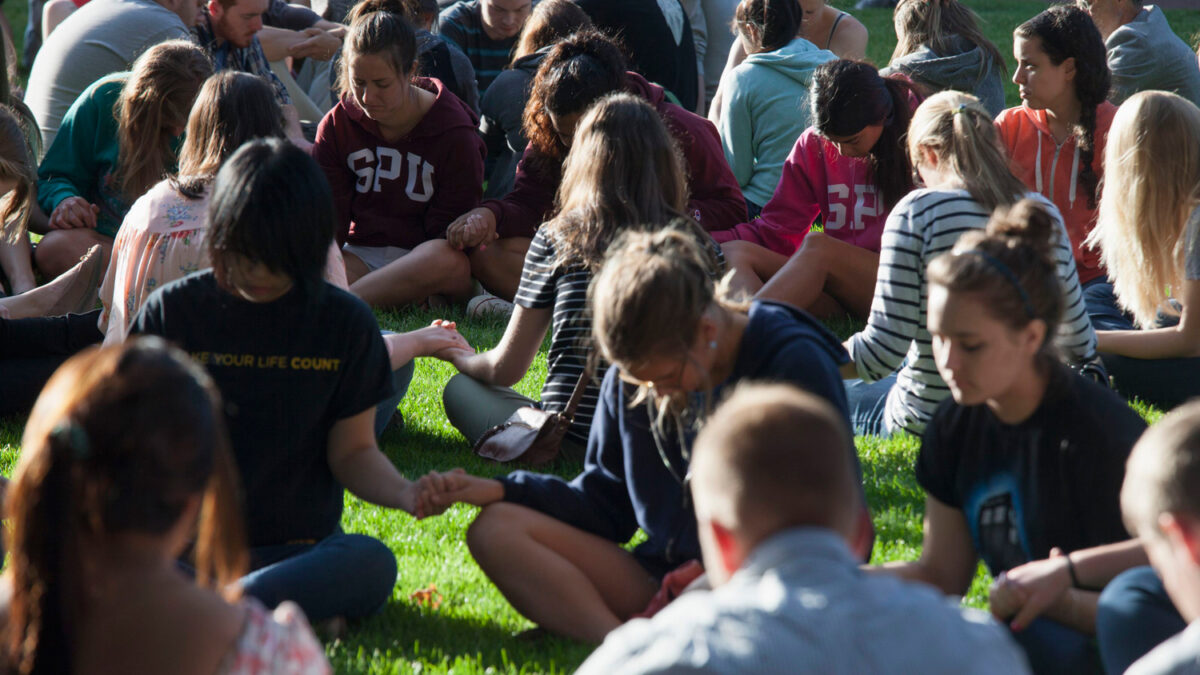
{"left": 4, "top": 1, "right": 1199, "bottom": 673}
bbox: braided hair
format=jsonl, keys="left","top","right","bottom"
{"left": 1016, "top": 5, "right": 1110, "bottom": 209}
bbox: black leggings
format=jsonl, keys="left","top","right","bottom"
{"left": 1, "top": 310, "right": 103, "bottom": 417}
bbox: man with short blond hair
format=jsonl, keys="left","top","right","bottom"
{"left": 1078, "top": 0, "right": 1200, "bottom": 107}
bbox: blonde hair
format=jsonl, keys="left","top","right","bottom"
{"left": 891, "top": 0, "right": 1004, "bottom": 72}
{"left": 1087, "top": 91, "right": 1200, "bottom": 327}
{"left": 543, "top": 92, "right": 690, "bottom": 270}
{"left": 908, "top": 91, "right": 1026, "bottom": 211}
{"left": 114, "top": 40, "right": 212, "bottom": 203}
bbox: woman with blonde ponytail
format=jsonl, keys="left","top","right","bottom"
{"left": 1084, "top": 90, "right": 1200, "bottom": 410}
{"left": 842, "top": 91, "right": 1099, "bottom": 437}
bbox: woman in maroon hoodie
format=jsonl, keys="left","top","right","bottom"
{"left": 447, "top": 29, "right": 747, "bottom": 303}
{"left": 313, "top": 9, "right": 485, "bottom": 308}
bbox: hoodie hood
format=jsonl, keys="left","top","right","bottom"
{"left": 728, "top": 300, "right": 851, "bottom": 388}
{"left": 339, "top": 76, "right": 479, "bottom": 142}
{"left": 511, "top": 45, "right": 550, "bottom": 76}
{"left": 623, "top": 70, "right": 667, "bottom": 108}
{"left": 883, "top": 35, "right": 1006, "bottom": 116}
{"left": 741, "top": 37, "right": 837, "bottom": 88}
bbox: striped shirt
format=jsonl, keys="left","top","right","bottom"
{"left": 846, "top": 189, "right": 1098, "bottom": 435}
{"left": 436, "top": 1, "right": 517, "bottom": 94}
{"left": 514, "top": 229, "right": 602, "bottom": 446}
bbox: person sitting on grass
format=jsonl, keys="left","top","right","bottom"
{"left": 421, "top": 226, "right": 868, "bottom": 644}
{"left": 0, "top": 337, "right": 331, "bottom": 674}
{"left": 100, "top": 72, "right": 294, "bottom": 345}
{"left": 875, "top": 199, "right": 1149, "bottom": 675}
{"left": 1078, "top": 0, "right": 1200, "bottom": 108}
{"left": 714, "top": 0, "right": 835, "bottom": 219}
{"left": 312, "top": 8, "right": 485, "bottom": 309}
{"left": 881, "top": 0, "right": 1007, "bottom": 117}
{"left": 842, "top": 91, "right": 1099, "bottom": 437}
{"left": 132, "top": 138, "right": 457, "bottom": 627}
{"left": 997, "top": 5, "right": 1117, "bottom": 327}
{"left": 436, "top": 93, "right": 719, "bottom": 456}
{"left": 578, "top": 383, "right": 1030, "bottom": 675}
{"left": 35, "top": 39, "right": 212, "bottom": 278}
{"left": 1082, "top": 91, "right": 1200, "bottom": 411}
{"left": 713, "top": 59, "right": 918, "bottom": 318}
{"left": 445, "top": 29, "right": 746, "bottom": 305}
{"left": 1119, "top": 401, "right": 1200, "bottom": 675}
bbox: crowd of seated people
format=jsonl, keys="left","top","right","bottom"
{"left": 2, "top": 0, "right": 1200, "bottom": 672}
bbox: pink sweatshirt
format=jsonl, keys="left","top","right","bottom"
{"left": 711, "top": 128, "right": 889, "bottom": 256}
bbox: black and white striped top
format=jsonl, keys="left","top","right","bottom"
{"left": 514, "top": 229, "right": 603, "bottom": 446}
{"left": 846, "top": 189, "right": 1098, "bottom": 435}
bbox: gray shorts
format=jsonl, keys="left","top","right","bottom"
{"left": 342, "top": 243, "right": 411, "bottom": 273}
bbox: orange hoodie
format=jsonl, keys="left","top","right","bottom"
{"left": 995, "top": 102, "right": 1117, "bottom": 285}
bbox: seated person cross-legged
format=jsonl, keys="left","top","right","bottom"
{"left": 313, "top": 9, "right": 484, "bottom": 309}
{"left": 133, "top": 139, "right": 457, "bottom": 626}
{"left": 421, "top": 228, "right": 870, "bottom": 645}
{"left": 873, "top": 200, "right": 1149, "bottom": 675}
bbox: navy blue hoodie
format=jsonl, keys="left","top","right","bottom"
{"left": 498, "top": 300, "right": 853, "bottom": 576}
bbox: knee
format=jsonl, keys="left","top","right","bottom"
{"left": 427, "top": 239, "right": 471, "bottom": 283}
{"left": 1098, "top": 566, "right": 1162, "bottom": 625}
{"left": 466, "top": 502, "right": 527, "bottom": 563}
{"left": 340, "top": 534, "right": 398, "bottom": 605}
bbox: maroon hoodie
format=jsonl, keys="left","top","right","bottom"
{"left": 481, "top": 72, "right": 747, "bottom": 238}
{"left": 313, "top": 77, "right": 485, "bottom": 248}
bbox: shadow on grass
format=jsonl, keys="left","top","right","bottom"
{"left": 328, "top": 600, "right": 593, "bottom": 674}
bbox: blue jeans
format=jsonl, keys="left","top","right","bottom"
{"left": 844, "top": 374, "right": 897, "bottom": 437}
{"left": 1082, "top": 276, "right": 1136, "bottom": 332}
{"left": 373, "top": 353, "right": 414, "bottom": 438}
{"left": 1009, "top": 617, "right": 1100, "bottom": 674}
{"left": 241, "top": 532, "right": 398, "bottom": 623}
{"left": 1097, "top": 566, "right": 1186, "bottom": 674}
{"left": 1084, "top": 278, "right": 1200, "bottom": 410}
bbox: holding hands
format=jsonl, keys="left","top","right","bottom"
{"left": 446, "top": 208, "right": 498, "bottom": 251}
{"left": 410, "top": 469, "right": 504, "bottom": 519}
{"left": 988, "top": 547, "right": 1075, "bottom": 631}
{"left": 49, "top": 196, "right": 100, "bottom": 230}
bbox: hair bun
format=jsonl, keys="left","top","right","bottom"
{"left": 987, "top": 198, "right": 1057, "bottom": 256}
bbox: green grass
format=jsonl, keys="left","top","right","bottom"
{"left": 3, "top": 1, "right": 1197, "bottom": 672}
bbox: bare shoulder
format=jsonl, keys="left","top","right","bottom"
{"left": 829, "top": 10, "right": 868, "bottom": 61}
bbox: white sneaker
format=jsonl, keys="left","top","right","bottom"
{"left": 467, "top": 292, "right": 514, "bottom": 319}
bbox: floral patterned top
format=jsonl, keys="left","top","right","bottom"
{"left": 220, "top": 599, "right": 330, "bottom": 675}
{"left": 100, "top": 178, "right": 213, "bottom": 344}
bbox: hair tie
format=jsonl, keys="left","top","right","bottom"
{"left": 954, "top": 103, "right": 969, "bottom": 117}
{"left": 52, "top": 422, "right": 91, "bottom": 461}
{"left": 958, "top": 249, "right": 1037, "bottom": 318}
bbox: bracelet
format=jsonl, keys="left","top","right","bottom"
{"left": 1064, "top": 552, "right": 1081, "bottom": 588}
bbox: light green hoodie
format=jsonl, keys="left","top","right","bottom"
{"left": 716, "top": 37, "right": 836, "bottom": 208}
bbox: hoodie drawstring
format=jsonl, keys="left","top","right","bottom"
{"left": 1068, "top": 145, "right": 1080, "bottom": 208}
{"left": 1034, "top": 133, "right": 1043, "bottom": 195}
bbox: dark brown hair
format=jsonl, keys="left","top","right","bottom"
{"left": 512, "top": 0, "right": 591, "bottom": 63}
{"left": 812, "top": 60, "right": 918, "bottom": 211}
{"left": 1015, "top": 5, "right": 1110, "bottom": 209}
{"left": 927, "top": 198, "right": 1065, "bottom": 368}
{"left": 523, "top": 29, "right": 627, "bottom": 176}
{"left": 734, "top": 0, "right": 802, "bottom": 53}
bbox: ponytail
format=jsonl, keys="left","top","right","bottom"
{"left": 908, "top": 91, "right": 1025, "bottom": 211}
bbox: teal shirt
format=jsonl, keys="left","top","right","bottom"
{"left": 716, "top": 38, "right": 836, "bottom": 208}
{"left": 36, "top": 73, "right": 182, "bottom": 238}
